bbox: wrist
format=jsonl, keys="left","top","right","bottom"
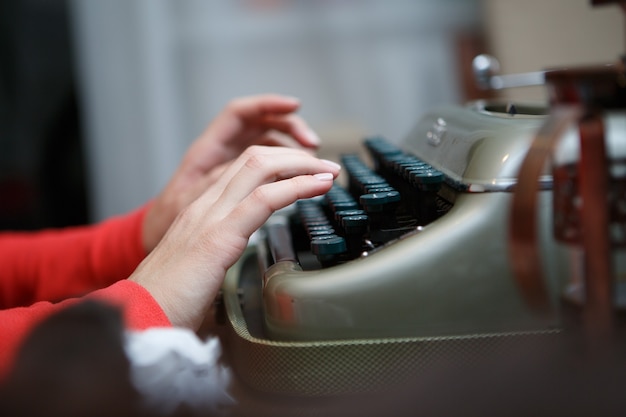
{"left": 141, "top": 200, "right": 168, "bottom": 254}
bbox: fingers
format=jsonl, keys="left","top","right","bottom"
{"left": 227, "top": 94, "right": 301, "bottom": 118}
{"left": 184, "top": 94, "right": 321, "bottom": 180}
{"left": 143, "top": 93, "right": 322, "bottom": 253}
{"left": 225, "top": 94, "right": 321, "bottom": 148}
{"left": 257, "top": 113, "right": 321, "bottom": 148}
{"left": 209, "top": 147, "right": 340, "bottom": 217}
{"left": 225, "top": 173, "right": 335, "bottom": 238}
{"left": 131, "top": 146, "right": 339, "bottom": 330}
{"left": 252, "top": 132, "right": 318, "bottom": 154}
{"left": 197, "top": 148, "right": 338, "bottom": 272}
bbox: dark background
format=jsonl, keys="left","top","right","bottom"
{"left": 0, "top": 0, "right": 88, "bottom": 230}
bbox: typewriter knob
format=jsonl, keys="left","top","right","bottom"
{"left": 472, "top": 54, "right": 501, "bottom": 90}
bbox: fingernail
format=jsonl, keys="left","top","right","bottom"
{"left": 321, "top": 159, "right": 341, "bottom": 170}
{"left": 282, "top": 95, "right": 301, "bottom": 104}
{"left": 314, "top": 173, "right": 334, "bottom": 181}
{"left": 305, "top": 129, "right": 321, "bottom": 146}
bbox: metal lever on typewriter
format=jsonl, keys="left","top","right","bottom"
{"left": 472, "top": 54, "right": 545, "bottom": 90}
{"left": 509, "top": 0, "right": 626, "bottom": 352}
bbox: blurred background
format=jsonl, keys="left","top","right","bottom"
{"left": 0, "top": 0, "right": 622, "bottom": 228}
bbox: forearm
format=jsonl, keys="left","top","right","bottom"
{"left": 0, "top": 280, "right": 171, "bottom": 381}
{"left": 0, "top": 205, "right": 149, "bottom": 308}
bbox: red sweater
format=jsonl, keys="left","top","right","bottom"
{"left": 0, "top": 206, "right": 171, "bottom": 379}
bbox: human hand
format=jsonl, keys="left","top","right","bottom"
{"left": 197, "top": 94, "right": 321, "bottom": 162}
{"left": 130, "top": 146, "right": 340, "bottom": 330}
{"left": 142, "top": 94, "right": 321, "bottom": 253}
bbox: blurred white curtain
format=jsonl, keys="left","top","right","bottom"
{"left": 70, "top": 0, "right": 481, "bottom": 221}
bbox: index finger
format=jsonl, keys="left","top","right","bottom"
{"left": 228, "top": 94, "right": 302, "bottom": 119}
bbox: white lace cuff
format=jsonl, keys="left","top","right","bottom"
{"left": 124, "top": 327, "right": 234, "bottom": 415}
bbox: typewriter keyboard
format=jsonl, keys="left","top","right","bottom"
{"left": 289, "top": 137, "right": 454, "bottom": 269}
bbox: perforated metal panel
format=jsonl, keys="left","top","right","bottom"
{"left": 221, "top": 250, "right": 561, "bottom": 398}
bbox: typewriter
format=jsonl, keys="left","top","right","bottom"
{"left": 219, "top": 103, "right": 626, "bottom": 417}
{"left": 217, "top": 3, "right": 626, "bottom": 414}
{"left": 256, "top": 101, "right": 566, "bottom": 342}
{"left": 219, "top": 101, "right": 568, "bottom": 403}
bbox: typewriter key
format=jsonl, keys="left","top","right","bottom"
{"left": 310, "top": 235, "right": 347, "bottom": 266}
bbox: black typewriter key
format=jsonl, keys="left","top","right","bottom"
{"left": 342, "top": 214, "right": 369, "bottom": 230}
{"left": 360, "top": 191, "right": 401, "bottom": 239}
{"left": 334, "top": 209, "right": 366, "bottom": 235}
{"left": 397, "top": 164, "right": 427, "bottom": 215}
{"left": 402, "top": 163, "right": 428, "bottom": 181}
{"left": 325, "top": 189, "right": 352, "bottom": 202}
{"left": 359, "top": 191, "right": 401, "bottom": 213}
{"left": 302, "top": 216, "right": 328, "bottom": 225}
{"left": 329, "top": 200, "right": 359, "bottom": 213}
{"left": 364, "top": 137, "right": 403, "bottom": 170}
{"left": 303, "top": 221, "right": 331, "bottom": 232}
{"left": 298, "top": 202, "right": 322, "bottom": 210}
{"left": 303, "top": 219, "right": 330, "bottom": 228}
{"left": 308, "top": 227, "right": 335, "bottom": 239}
{"left": 411, "top": 168, "right": 444, "bottom": 191}
{"left": 296, "top": 200, "right": 319, "bottom": 211}
{"left": 308, "top": 231, "right": 336, "bottom": 242}
{"left": 342, "top": 214, "right": 369, "bottom": 256}
{"left": 310, "top": 235, "right": 346, "bottom": 254}
{"left": 299, "top": 209, "right": 324, "bottom": 220}
{"left": 293, "top": 136, "right": 452, "bottom": 267}
{"left": 358, "top": 175, "right": 386, "bottom": 185}
{"left": 409, "top": 168, "right": 444, "bottom": 223}
{"left": 364, "top": 185, "right": 394, "bottom": 194}
{"left": 326, "top": 190, "right": 354, "bottom": 201}
{"left": 334, "top": 209, "right": 366, "bottom": 223}
{"left": 300, "top": 207, "right": 325, "bottom": 216}
{"left": 356, "top": 175, "right": 386, "bottom": 185}
{"left": 310, "top": 235, "right": 347, "bottom": 266}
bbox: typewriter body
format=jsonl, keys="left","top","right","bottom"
{"left": 218, "top": 102, "right": 626, "bottom": 416}
{"left": 217, "top": 3, "right": 626, "bottom": 413}
{"left": 218, "top": 102, "right": 581, "bottom": 411}
{"left": 257, "top": 101, "right": 568, "bottom": 342}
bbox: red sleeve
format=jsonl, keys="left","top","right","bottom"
{"left": 0, "top": 280, "right": 172, "bottom": 380}
{"left": 0, "top": 205, "right": 149, "bottom": 309}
